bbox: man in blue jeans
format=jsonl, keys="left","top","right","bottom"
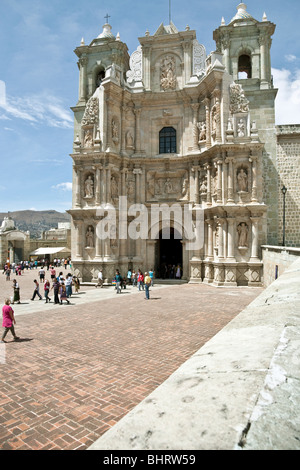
{"left": 144, "top": 272, "right": 151, "bottom": 300}
{"left": 115, "top": 270, "right": 122, "bottom": 294}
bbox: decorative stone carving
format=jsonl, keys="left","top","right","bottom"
{"left": 126, "top": 46, "right": 143, "bottom": 84}
{"left": 112, "top": 119, "right": 119, "bottom": 144}
{"left": 197, "top": 121, "right": 206, "bottom": 142}
{"left": 237, "top": 118, "right": 246, "bottom": 137}
{"left": 229, "top": 83, "right": 249, "bottom": 114}
{"left": 160, "top": 56, "right": 176, "bottom": 91}
{"left": 82, "top": 97, "right": 99, "bottom": 126}
{"left": 127, "top": 178, "right": 135, "bottom": 202}
{"left": 84, "top": 175, "right": 94, "bottom": 198}
{"left": 86, "top": 226, "right": 94, "bottom": 247}
{"left": 193, "top": 40, "right": 206, "bottom": 77}
{"left": 147, "top": 171, "right": 189, "bottom": 200}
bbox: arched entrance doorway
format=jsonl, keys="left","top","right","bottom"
{"left": 156, "top": 227, "right": 183, "bottom": 279}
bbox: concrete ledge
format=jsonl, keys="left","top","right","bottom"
{"left": 88, "top": 259, "right": 300, "bottom": 450}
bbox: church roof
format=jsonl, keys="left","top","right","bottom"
{"left": 97, "top": 22, "right": 115, "bottom": 40}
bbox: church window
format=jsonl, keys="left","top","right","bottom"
{"left": 159, "top": 127, "right": 177, "bottom": 153}
{"left": 238, "top": 54, "right": 252, "bottom": 79}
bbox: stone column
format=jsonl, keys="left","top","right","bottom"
{"left": 78, "top": 56, "right": 88, "bottom": 102}
{"left": 217, "top": 219, "right": 225, "bottom": 259}
{"left": 143, "top": 46, "right": 151, "bottom": 90}
{"left": 203, "top": 97, "right": 211, "bottom": 148}
{"left": 206, "top": 219, "right": 214, "bottom": 259}
{"left": 250, "top": 217, "right": 260, "bottom": 260}
{"left": 74, "top": 167, "right": 81, "bottom": 208}
{"left": 95, "top": 166, "right": 102, "bottom": 206}
{"left": 183, "top": 42, "right": 192, "bottom": 84}
{"left": 213, "top": 88, "right": 222, "bottom": 143}
{"left": 226, "top": 217, "right": 236, "bottom": 260}
{"left": 259, "top": 34, "right": 268, "bottom": 83}
{"left": 216, "top": 158, "right": 223, "bottom": 204}
{"left": 192, "top": 104, "right": 200, "bottom": 151}
{"left": 75, "top": 221, "right": 83, "bottom": 259}
{"left": 133, "top": 168, "right": 142, "bottom": 203}
{"left": 134, "top": 107, "right": 142, "bottom": 154}
{"left": 205, "top": 164, "right": 212, "bottom": 205}
{"left": 121, "top": 105, "right": 127, "bottom": 155}
{"left": 193, "top": 165, "right": 200, "bottom": 204}
{"left": 222, "top": 36, "right": 231, "bottom": 73}
{"left": 249, "top": 155, "right": 258, "bottom": 203}
{"left": 225, "top": 156, "right": 235, "bottom": 203}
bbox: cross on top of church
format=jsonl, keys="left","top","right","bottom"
{"left": 104, "top": 14, "right": 111, "bottom": 24}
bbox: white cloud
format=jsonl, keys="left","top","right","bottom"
{"left": 52, "top": 182, "right": 72, "bottom": 192}
{"left": 272, "top": 67, "right": 300, "bottom": 125}
{"left": 0, "top": 81, "right": 73, "bottom": 128}
{"left": 285, "top": 54, "right": 297, "bottom": 63}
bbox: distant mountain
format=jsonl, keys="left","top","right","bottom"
{"left": 0, "top": 210, "right": 71, "bottom": 238}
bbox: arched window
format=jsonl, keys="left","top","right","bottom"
{"left": 238, "top": 54, "right": 252, "bottom": 79}
{"left": 94, "top": 69, "right": 105, "bottom": 91}
{"left": 159, "top": 127, "right": 176, "bottom": 154}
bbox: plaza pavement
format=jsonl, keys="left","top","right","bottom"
{"left": 0, "top": 266, "right": 263, "bottom": 450}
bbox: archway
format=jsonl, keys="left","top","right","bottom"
{"left": 156, "top": 227, "right": 182, "bottom": 279}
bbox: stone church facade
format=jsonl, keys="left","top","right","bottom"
{"left": 68, "top": 3, "right": 300, "bottom": 285}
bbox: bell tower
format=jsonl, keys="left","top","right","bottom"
{"left": 214, "top": 3, "right": 279, "bottom": 244}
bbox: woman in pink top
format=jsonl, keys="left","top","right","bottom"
{"left": 1, "top": 299, "right": 20, "bottom": 343}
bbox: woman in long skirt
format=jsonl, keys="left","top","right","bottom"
{"left": 12, "top": 279, "right": 20, "bottom": 304}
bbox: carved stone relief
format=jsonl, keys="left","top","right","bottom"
{"left": 193, "top": 40, "right": 206, "bottom": 77}
{"left": 229, "top": 83, "right": 249, "bottom": 114}
{"left": 111, "top": 119, "right": 119, "bottom": 144}
{"left": 84, "top": 129, "right": 94, "bottom": 148}
{"left": 237, "top": 222, "right": 248, "bottom": 247}
{"left": 147, "top": 170, "right": 188, "bottom": 200}
{"left": 237, "top": 167, "right": 248, "bottom": 192}
{"left": 160, "top": 55, "right": 176, "bottom": 91}
{"left": 126, "top": 46, "right": 143, "bottom": 84}
{"left": 82, "top": 97, "right": 99, "bottom": 126}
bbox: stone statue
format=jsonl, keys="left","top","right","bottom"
{"left": 237, "top": 222, "right": 248, "bottom": 247}
{"left": 237, "top": 168, "right": 248, "bottom": 192}
{"left": 111, "top": 176, "right": 119, "bottom": 201}
{"left": 112, "top": 119, "right": 119, "bottom": 143}
{"left": 160, "top": 55, "right": 176, "bottom": 91}
{"left": 237, "top": 119, "right": 246, "bottom": 137}
{"left": 126, "top": 130, "right": 134, "bottom": 149}
{"left": 86, "top": 226, "right": 94, "bottom": 247}
{"left": 84, "top": 175, "right": 94, "bottom": 198}
{"left": 84, "top": 130, "right": 93, "bottom": 148}
{"left": 197, "top": 122, "right": 206, "bottom": 142}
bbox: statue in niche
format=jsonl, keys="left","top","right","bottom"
{"left": 84, "top": 175, "right": 94, "bottom": 198}
{"left": 200, "top": 178, "right": 207, "bottom": 195}
{"left": 211, "top": 107, "right": 217, "bottom": 138}
{"left": 237, "top": 119, "right": 246, "bottom": 137}
{"left": 126, "top": 130, "right": 134, "bottom": 149}
{"left": 110, "top": 224, "right": 118, "bottom": 248}
{"left": 84, "top": 130, "right": 93, "bottom": 148}
{"left": 112, "top": 119, "right": 119, "bottom": 144}
{"left": 160, "top": 55, "right": 176, "bottom": 91}
{"left": 197, "top": 122, "right": 206, "bottom": 142}
{"left": 86, "top": 226, "right": 94, "bottom": 247}
{"left": 237, "top": 222, "right": 248, "bottom": 247}
{"left": 111, "top": 176, "right": 119, "bottom": 202}
{"left": 237, "top": 168, "right": 248, "bottom": 192}
{"left": 127, "top": 179, "right": 135, "bottom": 201}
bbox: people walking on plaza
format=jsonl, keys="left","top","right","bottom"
{"left": 65, "top": 273, "right": 73, "bottom": 297}
{"left": 12, "top": 279, "right": 20, "bottom": 304}
{"left": 144, "top": 272, "right": 151, "bottom": 300}
{"left": 1, "top": 299, "right": 20, "bottom": 343}
{"left": 59, "top": 282, "right": 70, "bottom": 305}
{"left": 50, "top": 266, "right": 56, "bottom": 280}
{"left": 137, "top": 269, "right": 144, "bottom": 291}
{"left": 115, "top": 270, "right": 122, "bottom": 294}
{"left": 51, "top": 278, "right": 60, "bottom": 304}
{"left": 131, "top": 270, "right": 137, "bottom": 287}
{"left": 127, "top": 269, "right": 132, "bottom": 285}
{"left": 73, "top": 276, "right": 80, "bottom": 293}
{"left": 44, "top": 279, "right": 51, "bottom": 303}
{"left": 149, "top": 269, "right": 154, "bottom": 287}
{"left": 96, "top": 269, "right": 103, "bottom": 288}
{"left": 31, "top": 279, "right": 42, "bottom": 301}
{"left": 39, "top": 267, "right": 45, "bottom": 283}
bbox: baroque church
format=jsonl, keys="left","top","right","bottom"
{"left": 68, "top": 2, "right": 300, "bottom": 285}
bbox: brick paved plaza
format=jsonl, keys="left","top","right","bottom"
{"left": 0, "top": 267, "right": 263, "bottom": 450}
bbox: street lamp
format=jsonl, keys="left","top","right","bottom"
{"left": 281, "top": 185, "right": 287, "bottom": 246}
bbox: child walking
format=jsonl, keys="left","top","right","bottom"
{"left": 1, "top": 299, "right": 20, "bottom": 343}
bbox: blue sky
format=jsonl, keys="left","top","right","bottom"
{"left": 0, "top": 0, "right": 299, "bottom": 213}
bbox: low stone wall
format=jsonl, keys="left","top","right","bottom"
{"left": 262, "top": 245, "right": 300, "bottom": 287}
